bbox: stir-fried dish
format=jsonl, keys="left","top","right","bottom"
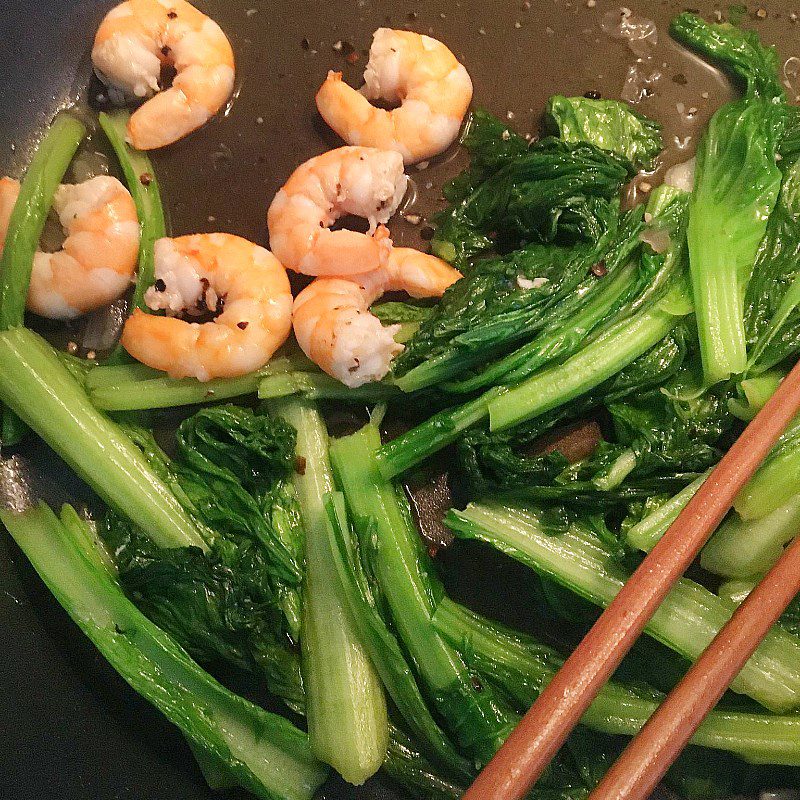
{"left": 3, "top": 3, "right": 800, "bottom": 799}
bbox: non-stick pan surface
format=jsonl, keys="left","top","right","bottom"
{"left": 0, "top": 1, "right": 798, "bottom": 798}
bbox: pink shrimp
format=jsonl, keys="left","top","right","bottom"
{"left": 92, "top": 0, "right": 235, "bottom": 149}
{"left": 316, "top": 28, "right": 473, "bottom": 164}
{"left": 292, "top": 248, "right": 461, "bottom": 387}
{"left": 121, "top": 233, "right": 292, "bottom": 380}
{"left": 0, "top": 175, "right": 140, "bottom": 319}
{"left": 267, "top": 146, "right": 408, "bottom": 277}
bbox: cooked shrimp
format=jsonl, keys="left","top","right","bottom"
{"left": 0, "top": 175, "right": 140, "bottom": 320}
{"left": 92, "top": 0, "right": 235, "bottom": 149}
{"left": 292, "top": 248, "right": 461, "bottom": 387}
{"left": 381, "top": 247, "right": 463, "bottom": 299}
{"left": 121, "top": 233, "right": 292, "bottom": 380}
{"left": 267, "top": 146, "right": 407, "bottom": 277}
{"left": 316, "top": 28, "right": 473, "bottom": 164}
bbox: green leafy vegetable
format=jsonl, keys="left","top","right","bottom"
{"left": 546, "top": 95, "right": 663, "bottom": 169}
{"left": 702, "top": 493, "right": 800, "bottom": 579}
{"left": 745, "top": 154, "right": 800, "bottom": 373}
{"left": 1, "top": 502, "right": 328, "bottom": 800}
{"left": 177, "top": 405, "right": 296, "bottom": 489}
{"left": 735, "top": 414, "right": 800, "bottom": 519}
{"left": 671, "top": 13, "right": 789, "bottom": 384}
{"left": 431, "top": 114, "right": 631, "bottom": 269}
{"left": 86, "top": 356, "right": 304, "bottom": 411}
{"left": 383, "top": 723, "right": 466, "bottom": 800}
{"left": 446, "top": 501, "right": 800, "bottom": 712}
{"left": 670, "top": 13, "right": 785, "bottom": 100}
{"left": 98, "top": 110, "right": 166, "bottom": 314}
{"left": 324, "top": 492, "right": 472, "bottom": 779}
{"left": 99, "top": 405, "right": 306, "bottom": 700}
{"left": 685, "top": 98, "right": 787, "bottom": 384}
{"left": 623, "top": 470, "right": 710, "bottom": 553}
{"left": 434, "top": 596, "right": 800, "bottom": 765}
{"left": 102, "top": 510, "right": 305, "bottom": 707}
{"left": 0, "top": 112, "right": 86, "bottom": 330}
{"left": 378, "top": 186, "right": 692, "bottom": 478}
{"left": 258, "top": 370, "right": 399, "bottom": 403}
{"left": 0, "top": 327, "right": 205, "bottom": 549}
{"left": 125, "top": 409, "right": 302, "bottom": 585}
{"left": 272, "top": 398, "right": 388, "bottom": 785}
{"left": 487, "top": 289, "right": 687, "bottom": 431}
{"left": 330, "top": 420, "right": 518, "bottom": 764}
{"left": 395, "top": 206, "right": 642, "bottom": 392}
{"left": 372, "top": 301, "right": 435, "bottom": 324}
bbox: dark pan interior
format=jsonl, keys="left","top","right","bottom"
{"left": 1, "top": 1, "right": 798, "bottom": 798}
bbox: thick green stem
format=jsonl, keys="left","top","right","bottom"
{"left": 446, "top": 261, "right": 640, "bottom": 394}
{"left": 0, "top": 112, "right": 86, "bottom": 330}
{"left": 1, "top": 502, "right": 328, "bottom": 800}
{"left": 375, "top": 390, "right": 500, "bottom": 480}
{"left": 324, "top": 492, "right": 471, "bottom": 779}
{"left": 702, "top": 494, "right": 800, "bottom": 579}
{"left": 394, "top": 349, "right": 498, "bottom": 394}
{"left": 685, "top": 97, "right": 785, "bottom": 385}
{"left": 729, "top": 371, "right": 785, "bottom": 420}
{"left": 447, "top": 501, "right": 800, "bottom": 712}
{"left": 433, "top": 597, "right": 800, "bottom": 766}
{"left": 0, "top": 327, "right": 205, "bottom": 549}
{"left": 735, "top": 420, "right": 800, "bottom": 519}
{"left": 88, "top": 358, "right": 299, "bottom": 411}
{"left": 99, "top": 110, "right": 167, "bottom": 365}
{"left": 271, "top": 398, "right": 387, "bottom": 785}
{"left": 624, "top": 470, "right": 711, "bottom": 552}
{"left": 98, "top": 110, "right": 166, "bottom": 314}
{"left": 258, "top": 371, "right": 398, "bottom": 403}
{"left": 330, "top": 423, "right": 517, "bottom": 763}
{"left": 488, "top": 303, "right": 681, "bottom": 431}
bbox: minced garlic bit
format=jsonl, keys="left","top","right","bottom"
{"left": 517, "top": 275, "right": 549, "bottom": 290}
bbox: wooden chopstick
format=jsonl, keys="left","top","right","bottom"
{"left": 588, "top": 530, "right": 800, "bottom": 800}
{"left": 462, "top": 357, "right": 800, "bottom": 800}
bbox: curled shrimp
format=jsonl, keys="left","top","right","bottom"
{"left": 121, "top": 233, "right": 292, "bottom": 380}
{"left": 267, "top": 146, "right": 407, "bottom": 277}
{"left": 316, "top": 29, "right": 473, "bottom": 164}
{"left": 0, "top": 175, "right": 140, "bottom": 320}
{"left": 292, "top": 248, "right": 462, "bottom": 387}
{"left": 92, "top": 0, "right": 235, "bottom": 149}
